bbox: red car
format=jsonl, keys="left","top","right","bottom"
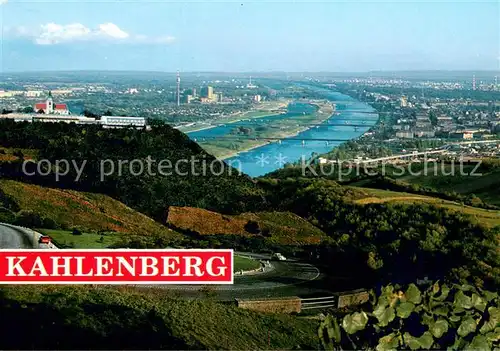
{"left": 38, "top": 236, "right": 52, "bottom": 244}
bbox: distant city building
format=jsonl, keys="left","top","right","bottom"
{"left": 34, "top": 91, "right": 70, "bottom": 115}
{"left": 414, "top": 130, "right": 435, "bottom": 138}
{"left": 25, "top": 91, "right": 44, "bottom": 98}
{"left": 400, "top": 96, "right": 408, "bottom": 108}
{"left": 396, "top": 131, "right": 414, "bottom": 139}
{"left": 201, "top": 86, "right": 214, "bottom": 100}
{"left": 450, "top": 131, "right": 474, "bottom": 140}
{"left": 50, "top": 89, "right": 73, "bottom": 95}
{"left": 437, "top": 116, "right": 453, "bottom": 124}
{"left": 184, "top": 94, "right": 194, "bottom": 104}
{"left": 0, "top": 90, "right": 24, "bottom": 98}
{"left": 253, "top": 95, "right": 262, "bottom": 103}
{"left": 217, "top": 93, "right": 223, "bottom": 103}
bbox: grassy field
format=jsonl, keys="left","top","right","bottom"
{"left": 351, "top": 187, "right": 500, "bottom": 228}
{"left": 178, "top": 99, "right": 292, "bottom": 134}
{"left": 167, "top": 206, "right": 327, "bottom": 245}
{"left": 37, "top": 229, "right": 119, "bottom": 248}
{"left": 0, "top": 180, "right": 181, "bottom": 240}
{"left": 233, "top": 255, "right": 261, "bottom": 272}
{"left": 382, "top": 164, "right": 500, "bottom": 206}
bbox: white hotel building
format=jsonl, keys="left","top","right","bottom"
{"left": 100, "top": 116, "right": 147, "bottom": 128}
{"left": 1, "top": 114, "right": 147, "bottom": 129}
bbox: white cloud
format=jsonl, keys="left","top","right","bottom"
{"left": 97, "top": 23, "right": 129, "bottom": 39}
{"left": 36, "top": 23, "right": 92, "bottom": 45}
{"left": 9, "top": 22, "right": 174, "bottom": 45}
{"left": 0, "top": 0, "right": 8, "bottom": 5}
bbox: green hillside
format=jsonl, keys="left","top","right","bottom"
{"left": 167, "top": 206, "right": 327, "bottom": 245}
{"left": 0, "top": 285, "right": 317, "bottom": 350}
{"left": 0, "top": 179, "right": 181, "bottom": 244}
{"left": 397, "top": 167, "right": 500, "bottom": 206}
{"left": 351, "top": 187, "right": 500, "bottom": 228}
{"left": 0, "top": 119, "right": 265, "bottom": 221}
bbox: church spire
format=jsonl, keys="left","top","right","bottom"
{"left": 46, "top": 91, "right": 54, "bottom": 114}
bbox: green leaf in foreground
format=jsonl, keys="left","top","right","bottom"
{"left": 342, "top": 311, "right": 368, "bottom": 334}
{"left": 433, "top": 284, "right": 450, "bottom": 302}
{"left": 406, "top": 284, "right": 422, "bottom": 304}
{"left": 430, "top": 319, "right": 449, "bottom": 338}
{"left": 484, "top": 327, "right": 500, "bottom": 343}
{"left": 376, "top": 332, "right": 400, "bottom": 351}
{"left": 468, "top": 335, "right": 491, "bottom": 351}
{"left": 472, "top": 293, "right": 487, "bottom": 312}
{"left": 479, "top": 307, "right": 500, "bottom": 334}
{"left": 403, "top": 331, "right": 434, "bottom": 350}
{"left": 396, "top": 302, "right": 415, "bottom": 318}
{"left": 373, "top": 304, "right": 395, "bottom": 327}
{"left": 457, "top": 316, "right": 477, "bottom": 337}
{"left": 454, "top": 290, "right": 473, "bottom": 310}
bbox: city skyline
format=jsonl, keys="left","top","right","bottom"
{"left": 0, "top": 0, "right": 499, "bottom": 72}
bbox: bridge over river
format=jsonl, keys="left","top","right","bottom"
{"left": 187, "top": 83, "right": 381, "bottom": 177}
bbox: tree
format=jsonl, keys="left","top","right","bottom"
{"left": 429, "top": 111, "right": 438, "bottom": 126}
{"left": 83, "top": 110, "right": 99, "bottom": 118}
{"left": 21, "top": 106, "right": 34, "bottom": 113}
{"left": 244, "top": 220, "right": 261, "bottom": 234}
{"left": 14, "top": 210, "right": 42, "bottom": 228}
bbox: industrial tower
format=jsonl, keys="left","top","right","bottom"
{"left": 472, "top": 74, "right": 476, "bottom": 91}
{"left": 176, "top": 71, "right": 181, "bottom": 106}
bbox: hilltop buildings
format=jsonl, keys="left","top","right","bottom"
{"left": 34, "top": 92, "right": 70, "bottom": 115}
{"left": 1, "top": 113, "right": 147, "bottom": 129}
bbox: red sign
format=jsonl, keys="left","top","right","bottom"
{"left": 0, "top": 249, "right": 233, "bottom": 284}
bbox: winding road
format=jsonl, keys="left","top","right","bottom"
{"left": 0, "top": 225, "right": 345, "bottom": 300}
{"left": 0, "top": 223, "right": 35, "bottom": 249}
{"left": 0, "top": 223, "right": 56, "bottom": 249}
{"left": 132, "top": 252, "right": 335, "bottom": 301}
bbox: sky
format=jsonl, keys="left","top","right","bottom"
{"left": 0, "top": 0, "right": 499, "bottom": 72}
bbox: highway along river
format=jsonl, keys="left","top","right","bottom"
{"left": 187, "top": 85, "right": 379, "bottom": 177}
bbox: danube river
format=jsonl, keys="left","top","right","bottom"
{"left": 188, "top": 86, "right": 379, "bottom": 177}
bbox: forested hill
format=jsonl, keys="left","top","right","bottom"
{"left": 0, "top": 119, "right": 266, "bottom": 221}
{"left": 0, "top": 120, "right": 498, "bottom": 290}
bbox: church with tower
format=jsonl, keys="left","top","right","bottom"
{"left": 34, "top": 91, "right": 70, "bottom": 115}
